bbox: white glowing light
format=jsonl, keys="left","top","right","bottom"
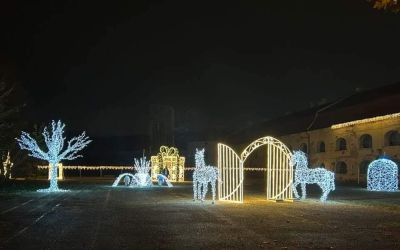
{"left": 291, "top": 150, "right": 335, "bottom": 202}
{"left": 16, "top": 120, "right": 91, "bottom": 192}
{"left": 112, "top": 156, "right": 152, "bottom": 188}
{"left": 218, "top": 136, "right": 293, "bottom": 203}
{"left": 151, "top": 146, "right": 185, "bottom": 182}
{"left": 133, "top": 156, "right": 152, "bottom": 187}
{"left": 331, "top": 112, "right": 400, "bottom": 129}
{"left": 112, "top": 173, "right": 136, "bottom": 187}
{"left": 193, "top": 148, "right": 218, "bottom": 204}
{"left": 38, "top": 165, "right": 135, "bottom": 170}
{"left": 367, "top": 158, "right": 398, "bottom": 192}
{"left": 38, "top": 164, "right": 134, "bottom": 180}
{"left": 157, "top": 174, "right": 173, "bottom": 187}
{"left": 2, "top": 151, "right": 13, "bottom": 179}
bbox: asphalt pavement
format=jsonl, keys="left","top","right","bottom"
{"left": 0, "top": 179, "right": 399, "bottom": 249}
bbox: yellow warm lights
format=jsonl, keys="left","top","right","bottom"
{"left": 218, "top": 136, "right": 293, "bottom": 203}
{"left": 331, "top": 112, "right": 400, "bottom": 129}
{"left": 37, "top": 165, "right": 134, "bottom": 170}
{"left": 150, "top": 146, "right": 185, "bottom": 182}
{"left": 38, "top": 165, "right": 135, "bottom": 180}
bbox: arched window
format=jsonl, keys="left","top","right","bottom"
{"left": 299, "top": 143, "right": 308, "bottom": 153}
{"left": 335, "top": 161, "right": 347, "bottom": 174}
{"left": 359, "top": 160, "right": 370, "bottom": 175}
{"left": 320, "top": 163, "right": 325, "bottom": 168}
{"left": 336, "top": 138, "right": 347, "bottom": 151}
{"left": 385, "top": 130, "right": 400, "bottom": 146}
{"left": 359, "top": 134, "right": 372, "bottom": 149}
{"left": 317, "top": 141, "right": 325, "bottom": 153}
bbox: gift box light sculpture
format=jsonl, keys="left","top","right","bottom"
{"left": 16, "top": 120, "right": 91, "bottom": 192}
{"left": 367, "top": 158, "right": 398, "bottom": 192}
{"left": 193, "top": 148, "right": 218, "bottom": 204}
{"left": 112, "top": 156, "right": 153, "bottom": 187}
{"left": 151, "top": 146, "right": 185, "bottom": 182}
{"left": 291, "top": 150, "right": 335, "bottom": 202}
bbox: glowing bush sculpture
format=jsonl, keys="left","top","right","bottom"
{"left": 133, "top": 156, "right": 152, "bottom": 187}
{"left": 112, "top": 157, "right": 152, "bottom": 188}
{"left": 367, "top": 158, "right": 398, "bottom": 192}
{"left": 291, "top": 150, "right": 335, "bottom": 202}
{"left": 16, "top": 120, "right": 91, "bottom": 192}
{"left": 193, "top": 148, "right": 218, "bottom": 204}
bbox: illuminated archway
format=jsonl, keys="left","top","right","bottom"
{"left": 112, "top": 173, "right": 136, "bottom": 187}
{"left": 218, "top": 136, "right": 293, "bottom": 203}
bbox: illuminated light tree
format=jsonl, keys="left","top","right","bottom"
{"left": 367, "top": 158, "right": 398, "bottom": 191}
{"left": 291, "top": 150, "right": 335, "bottom": 202}
{"left": 16, "top": 120, "right": 91, "bottom": 192}
{"left": 192, "top": 148, "right": 218, "bottom": 204}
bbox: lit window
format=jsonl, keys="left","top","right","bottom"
{"left": 385, "top": 130, "right": 400, "bottom": 146}
{"left": 360, "top": 134, "right": 373, "bottom": 149}
{"left": 336, "top": 138, "right": 347, "bottom": 151}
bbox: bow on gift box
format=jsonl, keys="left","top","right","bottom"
{"left": 159, "top": 146, "right": 179, "bottom": 157}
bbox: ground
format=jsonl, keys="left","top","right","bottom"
{"left": 0, "top": 179, "right": 400, "bottom": 249}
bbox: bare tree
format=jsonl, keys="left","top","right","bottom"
{"left": 16, "top": 120, "right": 91, "bottom": 192}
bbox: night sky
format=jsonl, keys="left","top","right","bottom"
{"left": 1, "top": 0, "right": 400, "bottom": 137}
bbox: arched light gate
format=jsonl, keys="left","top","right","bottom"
{"left": 218, "top": 136, "right": 293, "bottom": 203}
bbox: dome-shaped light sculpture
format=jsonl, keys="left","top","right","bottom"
{"left": 367, "top": 158, "right": 398, "bottom": 192}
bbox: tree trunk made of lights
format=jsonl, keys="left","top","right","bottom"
{"left": 49, "top": 162, "right": 59, "bottom": 191}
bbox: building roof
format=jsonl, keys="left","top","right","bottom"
{"left": 227, "top": 82, "right": 400, "bottom": 144}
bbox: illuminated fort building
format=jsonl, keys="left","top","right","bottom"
{"left": 225, "top": 82, "right": 400, "bottom": 183}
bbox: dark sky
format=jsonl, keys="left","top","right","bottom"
{"left": 1, "top": 0, "right": 400, "bottom": 137}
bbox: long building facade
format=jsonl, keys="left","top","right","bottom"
{"left": 224, "top": 82, "right": 400, "bottom": 183}
{"left": 280, "top": 113, "right": 400, "bottom": 182}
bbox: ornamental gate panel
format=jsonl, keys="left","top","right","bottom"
{"left": 218, "top": 136, "right": 293, "bottom": 203}
{"left": 218, "top": 144, "right": 243, "bottom": 202}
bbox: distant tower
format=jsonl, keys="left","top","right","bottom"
{"left": 149, "top": 105, "right": 175, "bottom": 153}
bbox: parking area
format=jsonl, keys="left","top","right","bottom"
{"left": 0, "top": 179, "right": 399, "bottom": 249}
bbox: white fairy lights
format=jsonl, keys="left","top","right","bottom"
{"left": 291, "top": 150, "right": 335, "bottom": 202}
{"left": 38, "top": 165, "right": 135, "bottom": 170}
{"left": 16, "top": 120, "right": 91, "bottom": 192}
{"left": 112, "top": 173, "right": 136, "bottom": 187}
{"left": 157, "top": 174, "right": 173, "bottom": 187}
{"left": 367, "top": 158, "right": 398, "bottom": 192}
{"left": 133, "top": 156, "right": 152, "bottom": 187}
{"left": 112, "top": 156, "right": 152, "bottom": 188}
{"left": 331, "top": 112, "right": 400, "bottom": 129}
{"left": 193, "top": 148, "right": 218, "bottom": 204}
